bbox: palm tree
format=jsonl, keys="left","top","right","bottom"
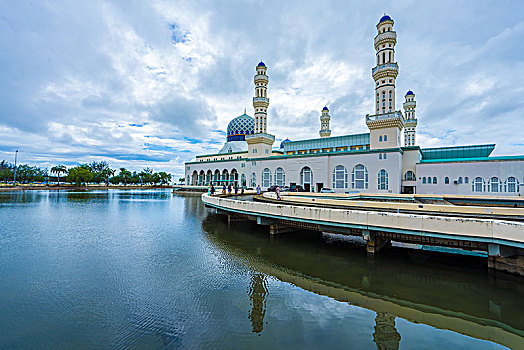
{"left": 50, "top": 165, "right": 67, "bottom": 186}
{"left": 119, "top": 168, "right": 132, "bottom": 186}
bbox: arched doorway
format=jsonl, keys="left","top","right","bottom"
{"left": 230, "top": 169, "right": 239, "bottom": 187}
{"left": 221, "top": 169, "right": 229, "bottom": 186}
{"left": 206, "top": 170, "right": 212, "bottom": 185}
{"left": 300, "top": 167, "right": 313, "bottom": 192}
{"left": 198, "top": 170, "right": 205, "bottom": 186}
{"left": 213, "top": 170, "right": 220, "bottom": 185}
{"left": 191, "top": 171, "right": 198, "bottom": 186}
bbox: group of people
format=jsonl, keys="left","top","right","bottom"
{"left": 208, "top": 183, "right": 244, "bottom": 196}
{"left": 208, "top": 183, "right": 281, "bottom": 200}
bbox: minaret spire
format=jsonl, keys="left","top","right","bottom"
{"left": 253, "top": 61, "right": 269, "bottom": 133}
{"left": 403, "top": 91, "right": 417, "bottom": 146}
{"left": 246, "top": 61, "right": 275, "bottom": 157}
{"left": 319, "top": 106, "right": 331, "bottom": 138}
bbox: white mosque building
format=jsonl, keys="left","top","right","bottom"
{"left": 185, "top": 15, "right": 524, "bottom": 196}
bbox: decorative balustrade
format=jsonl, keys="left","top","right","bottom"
{"left": 374, "top": 31, "right": 397, "bottom": 47}
{"left": 372, "top": 63, "right": 398, "bottom": 75}
{"left": 253, "top": 97, "right": 270, "bottom": 103}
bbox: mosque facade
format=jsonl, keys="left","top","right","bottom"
{"left": 185, "top": 15, "right": 524, "bottom": 196}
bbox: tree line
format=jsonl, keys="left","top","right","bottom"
{"left": 0, "top": 160, "right": 172, "bottom": 186}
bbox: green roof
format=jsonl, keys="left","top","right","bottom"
{"left": 420, "top": 144, "right": 495, "bottom": 161}
{"left": 283, "top": 133, "right": 370, "bottom": 152}
{"left": 420, "top": 155, "right": 524, "bottom": 163}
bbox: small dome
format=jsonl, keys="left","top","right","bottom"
{"left": 322, "top": 106, "right": 329, "bottom": 111}
{"left": 227, "top": 114, "right": 255, "bottom": 142}
{"left": 280, "top": 138, "right": 291, "bottom": 148}
{"left": 405, "top": 90, "right": 414, "bottom": 96}
{"left": 257, "top": 61, "right": 266, "bottom": 67}
{"left": 379, "top": 15, "right": 392, "bottom": 23}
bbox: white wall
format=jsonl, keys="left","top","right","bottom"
{"left": 416, "top": 160, "right": 524, "bottom": 196}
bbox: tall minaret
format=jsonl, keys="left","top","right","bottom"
{"left": 247, "top": 61, "right": 275, "bottom": 157}
{"left": 403, "top": 91, "right": 417, "bottom": 146}
{"left": 372, "top": 14, "right": 398, "bottom": 115}
{"left": 319, "top": 106, "right": 331, "bottom": 138}
{"left": 366, "top": 14, "right": 404, "bottom": 150}
{"left": 253, "top": 61, "right": 269, "bottom": 134}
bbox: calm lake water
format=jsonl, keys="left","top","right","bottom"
{"left": 0, "top": 190, "right": 523, "bottom": 349}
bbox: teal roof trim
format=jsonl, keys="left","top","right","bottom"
{"left": 420, "top": 155, "right": 524, "bottom": 164}
{"left": 420, "top": 144, "right": 495, "bottom": 160}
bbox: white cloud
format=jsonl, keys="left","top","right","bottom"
{"left": 1, "top": 0, "right": 524, "bottom": 178}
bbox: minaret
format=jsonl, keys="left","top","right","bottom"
{"left": 253, "top": 61, "right": 269, "bottom": 134}
{"left": 366, "top": 14, "right": 405, "bottom": 150}
{"left": 403, "top": 91, "right": 417, "bottom": 146}
{"left": 373, "top": 14, "right": 398, "bottom": 115}
{"left": 246, "top": 61, "right": 275, "bottom": 157}
{"left": 319, "top": 106, "right": 331, "bottom": 138}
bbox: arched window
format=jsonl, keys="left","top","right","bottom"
{"left": 214, "top": 170, "right": 220, "bottom": 184}
{"left": 275, "top": 167, "right": 285, "bottom": 187}
{"left": 262, "top": 168, "right": 271, "bottom": 188}
{"left": 384, "top": 135, "right": 388, "bottom": 141}
{"left": 405, "top": 171, "right": 415, "bottom": 181}
{"left": 505, "top": 177, "right": 518, "bottom": 193}
{"left": 352, "top": 164, "right": 368, "bottom": 189}
{"left": 332, "top": 165, "right": 348, "bottom": 189}
{"left": 206, "top": 170, "right": 212, "bottom": 185}
{"left": 473, "top": 177, "right": 485, "bottom": 192}
{"left": 300, "top": 167, "right": 313, "bottom": 191}
{"left": 445, "top": 177, "right": 450, "bottom": 184}
{"left": 251, "top": 172, "right": 256, "bottom": 188}
{"left": 379, "top": 135, "right": 383, "bottom": 142}
{"left": 488, "top": 177, "right": 501, "bottom": 192}
{"left": 378, "top": 169, "right": 388, "bottom": 190}
{"left": 423, "top": 177, "right": 426, "bottom": 184}
{"left": 241, "top": 174, "right": 246, "bottom": 187}
{"left": 433, "top": 177, "right": 437, "bottom": 184}
{"left": 458, "top": 177, "right": 462, "bottom": 184}
{"left": 428, "top": 177, "right": 432, "bottom": 184}
{"left": 465, "top": 177, "right": 469, "bottom": 184}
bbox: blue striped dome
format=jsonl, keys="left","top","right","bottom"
{"left": 227, "top": 114, "right": 255, "bottom": 142}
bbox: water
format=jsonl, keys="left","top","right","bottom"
{"left": 0, "top": 190, "right": 522, "bottom": 349}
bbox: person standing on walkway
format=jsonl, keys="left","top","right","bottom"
{"left": 210, "top": 184, "right": 215, "bottom": 195}
{"left": 276, "top": 186, "right": 281, "bottom": 200}
{"left": 256, "top": 185, "right": 261, "bottom": 195}
{"left": 222, "top": 185, "right": 226, "bottom": 195}
{"left": 234, "top": 185, "right": 238, "bottom": 195}
{"left": 227, "top": 185, "right": 232, "bottom": 195}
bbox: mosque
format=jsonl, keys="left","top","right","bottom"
{"left": 185, "top": 15, "right": 524, "bottom": 196}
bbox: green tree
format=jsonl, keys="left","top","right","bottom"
{"left": 50, "top": 165, "right": 67, "bottom": 186}
{"left": 66, "top": 166, "right": 93, "bottom": 186}
{"left": 158, "top": 172, "right": 172, "bottom": 185}
{"left": 119, "top": 168, "right": 132, "bottom": 186}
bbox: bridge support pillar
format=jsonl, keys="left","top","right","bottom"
{"left": 269, "top": 223, "right": 298, "bottom": 235}
{"left": 363, "top": 230, "right": 391, "bottom": 254}
{"left": 228, "top": 214, "right": 247, "bottom": 225}
{"left": 487, "top": 244, "right": 524, "bottom": 276}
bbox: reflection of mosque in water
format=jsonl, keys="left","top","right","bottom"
{"left": 248, "top": 273, "right": 268, "bottom": 334}
{"left": 201, "top": 213, "right": 524, "bottom": 349}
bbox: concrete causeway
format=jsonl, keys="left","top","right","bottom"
{"left": 202, "top": 193, "right": 524, "bottom": 275}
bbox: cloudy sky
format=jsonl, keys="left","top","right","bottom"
{"left": 1, "top": 1, "right": 524, "bottom": 177}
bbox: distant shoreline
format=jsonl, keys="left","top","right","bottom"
{"left": 0, "top": 185, "right": 174, "bottom": 192}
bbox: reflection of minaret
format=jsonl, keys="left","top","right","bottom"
{"left": 248, "top": 273, "right": 268, "bottom": 334}
{"left": 373, "top": 312, "right": 401, "bottom": 350}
